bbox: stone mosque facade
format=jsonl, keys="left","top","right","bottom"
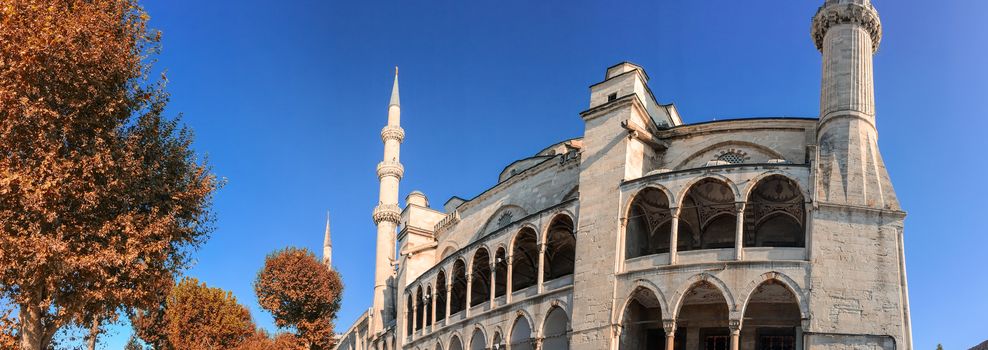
{"left": 333, "top": 1, "right": 912, "bottom": 350}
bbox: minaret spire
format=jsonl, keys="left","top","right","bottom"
{"left": 370, "top": 67, "right": 405, "bottom": 335}
{"left": 322, "top": 211, "right": 332, "bottom": 268}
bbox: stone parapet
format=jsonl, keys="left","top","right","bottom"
{"left": 812, "top": 2, "right": 882, "bottom": 52}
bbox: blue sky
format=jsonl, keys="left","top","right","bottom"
{"left": 98, "top": 0, "right": 987, "bottom": 348}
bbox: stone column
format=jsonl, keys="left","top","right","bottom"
{"left": 445, "top": 279, "right": 452, "bottom": 320}
{"left": 734, "top": 203, "right": 745, "bottom": 261}
{"left": 669, "top": 208, "right": 680, "bottom": 265}
{"left": 729, "top": 320, "right": 741, "bottom": 350}
{"left": 411, "top": 295, "right": 418, "bottom": 336}
{"left": 465, "top": 262, "right": 473, "bottom": 317}
{"left": 506, "top": 254, "right": 514, "bottom": 303}
{"left": 490, "top": 262, "right": 497, "bottom": 306}
{"left": 533, "top": 337, "right": 544, "bottom": 350}
{"left": 663, "top": 320, "right": 677, "bottom": 350}
{"left": 430, "top": 290, "right": 437, "bottom": 329}
{"left": 537, "top": 243, "right": 546, "bottom": 293}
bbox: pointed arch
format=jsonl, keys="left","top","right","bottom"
{"left": 738, "top": 271, "right": 810, "bottom": 320}
{"left": 671, "top": 273, "right": 737, "bottom": 317}
{"left": 509, "top": 311, "right": 535, "bottom": 350}
{"left": 541, "top": 306, "right": 571, "bottom": 350}
{"left": 511, "top": 227, "right": 539, "bottom": 292}
{"left": 614, "top": 279, "right": 670, "bottom": 325}
{"left": 469, "top": 324, "right": 488, "bottom": 350}
{"left": 543, "top": 214, "right": 576, "bottom": 281}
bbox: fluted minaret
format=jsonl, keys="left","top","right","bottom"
{"left": 322, "top": 211, "right": 332, "bottom": 268}
{"left": 370, "top": 67, "right": 404, "bottom": 334}
{"left": 812, "top": 0, "right": 899, "bottom": 209}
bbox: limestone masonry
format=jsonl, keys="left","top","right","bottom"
{"left": 332, "top": 1, "right": 911, "bottom": 349}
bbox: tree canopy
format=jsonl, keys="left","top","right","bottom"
{"left": 255, "top": 248, "right": 343, "bottom": 350}
{"left": 0, "top": 0, "right": 218, "bottom": 348}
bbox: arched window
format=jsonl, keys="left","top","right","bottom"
{"left": 619, "top": 287, "right": 668, "bottom": 350}
{"left": 511, "top": 228, "right": 539, "bottom": 292}
{"left": 470, "top": 248, "right": 491, "bottom": 307}
{"left": 542, "top": 307, "right": 570, "bottom": 350}
{"left": 436, "top": 271, "right": 447, "bottom": 322}
{"left": 450, "top": 260, "right": 467, "bottom": 315}
{"left": 679, "top": 179, "right": 737, "bottom": 252}
{"left": 405, "top": 293, "right": 414, "bottom": 336}
{"left": 543, "top": 216, "right": 576, "bottom": 281}
{"left": 677, "top": 281, "right": 731, "bottom": 350}
{"left": 492, "top": 332, "right": 504, "bottom": 350}
{"left": 626, "top": 188, "right": 672, "bottom": 259}
{"left": 448, "top": 335, "right": 464, "bottom": 350}
{"left": 415, "top": 287, "right": 424, "bottom": 331}
{"left": 745, "top": 175, "right": 805, "bottom": 247}
{"left": 425, "top": 286, "right": 433, "bottom": 327}
{"left": 742, "top": 280, "right": 802, "bottom": 350}
{"left": 494, "top": 248, "right": 507, "bottom": 297}
{"left": 470, "top": 328, "right": 487, "bottom": 350}
{"left": 510, "top": 316, "right": 534, "bottom": 350}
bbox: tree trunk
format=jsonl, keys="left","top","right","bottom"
{"left": 87, "top": 319, "right": 100, "bottom": 350}
{"left": 19, "top": 303, "right": 44, "bottom": 350}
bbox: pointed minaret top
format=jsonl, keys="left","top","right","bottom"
{"left": 322, "top": 211, "right": 332, "bottom": 268}
{"left": 389, "top": 67, "right": 400, "bottom": 107}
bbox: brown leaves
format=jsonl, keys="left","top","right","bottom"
{"left": 0, "top": 0, "right": 219, "bottom": 348}
{"left": 254, "top": 248, "right": 343, "bottom": 350}
{"left": 163, "top": 278, "right": 254, "bottom": 349}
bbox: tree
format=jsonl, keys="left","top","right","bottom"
{"left": 255, "top": 248, "right": 343, "bottom": 350}
{"left": 0, "top": 1, "right": 219, "bottom": 349}
{"left": 233, "top": 330, "right": 304, "bottom": 350}
{"left": 937, "top": 344, "right": 944, "bottom": 350}
{"left": 154, "top": 277, "right": 255, "bottom": 349}
{"left": 124, "top": 336, "right": 145, "bottom": 350}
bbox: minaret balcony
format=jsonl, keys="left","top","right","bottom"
{"left": 373, "top": 204, "right": 402, "bottom": 225}
{"left": 377, "top": 161, "right": 405, "bottom": 180}
{"left": 381, "top": 125, "right": 405, "bottom": 143}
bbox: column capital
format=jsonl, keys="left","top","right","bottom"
{"left": 812, "top": 2, "right": 882, "bottom": 52}
{"left": 662, "top": 319, "right": 677, "bottom": 333}
{"left": 729, "top": 319, "right": 742, "bottom": 333}
{"left": 734, "top": 202, "right": 746, "bottom": 212}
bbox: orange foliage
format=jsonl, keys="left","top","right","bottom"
{"left": 255, "top": 248, "right": 343, "bottom": 350}
{"left": 0, "top": 0, "right": 218, "bottom": 348}
{"left": 163, "top": 278, "right": 255, "bottom": 349}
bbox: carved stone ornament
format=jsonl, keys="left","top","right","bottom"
{"left": 811, "top": 3, "right": 882, "bottom": 52}
{"left": 381, "top": 125, "right": 406, "bottom": 143}
{"left": 373, "top": 203, "right": 402, "bottom": 224}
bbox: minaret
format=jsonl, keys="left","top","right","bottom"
{"left": 322, "top": 211, "right": 332, "bottom": 268}
{"left": 812, "top": 0, "right": 899, "bottom": 210}
{"left": 370, "top": 67, "right": 404, "bottom": 335}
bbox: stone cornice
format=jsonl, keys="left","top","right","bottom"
{"left": 812, "top": 3, "right": 882, "bottom": 52}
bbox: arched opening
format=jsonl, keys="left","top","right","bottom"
{"left": 415, "top": 286, "right": 424, "bottom": 331}
{"left": 425, "top": 286, "right": 433, "bottom": 328}
{"left": 436, "top": 271, "right": 447, "bottom": 322}
{"left": 405, "top": 293, "right": 414, "bottom": 336}
{"left": 620, "top": 287, "right": 675, "bottom": 350}
{"left": 543, "top": 216, "right": 576, "bottom": 281}
{"left": 542, "top": 307, "right": 570, "bottom": 350}
{"left": 745, "top": 176, "right": 805, "bottom": 248}
{"left": 740, "top": 280, "right": 802, "bottom": 350}
{"left": 448, "top": 335, "right": 463, "bottom": 350}
{"left": 677, "top": 281, "right": 731, "bottom": 350}
{"left": 626, "top": 188, "right": 672, "bottom": 259}
{"left": 511, "top": 228, "right": 539, "bottom": 292}
{"left": 435, "top": 342, "right": 443, "bottom": 350}
{"left": 492, "top": 332, "right": 504, "bottom": 350}
{"left": 471, "top": 248, "right": 491, "bottom": 307}
{"left": 509, "top": 316, "right": 534, "bottom": 350}
{"left": 494, "top": 247, "right": 508, "bottom": 297}
{"left": 470, "top": 328, "right": 487, "bottom": 350}
{"left": 450, "top": 260, "right": 467, "bottom": 315}
{"left": 679, "top": 179, "right": 737, "bottom": 252}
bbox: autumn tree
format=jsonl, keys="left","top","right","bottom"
{"left": 255, "top": 248, "right": 343, "bottom": 350}
{"left": 157, "top": 278, "right": 255, "bottom": 349}
{"left": 233, "top": 330, "right": 305, "bottom": 350}
{"left": 0, "top": 1, "right": 218, "bottom": 349}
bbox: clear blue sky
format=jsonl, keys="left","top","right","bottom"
{"left": 98, "top": 0, "right": 987, "bottom": 348}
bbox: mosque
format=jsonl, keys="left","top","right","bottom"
{"left": 332, "top": 1, "right": 912, "bottom": 349}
